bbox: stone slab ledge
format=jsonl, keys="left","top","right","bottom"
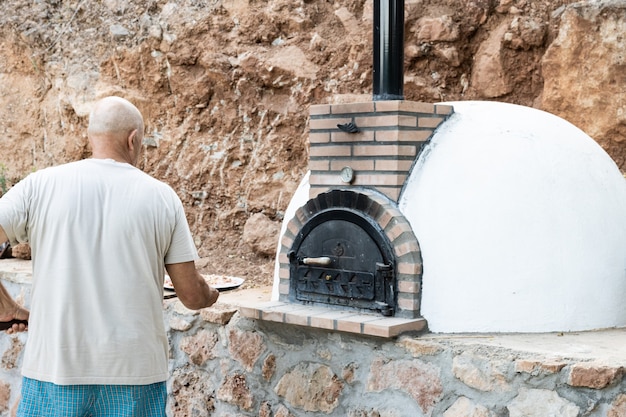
{"left": 239, "top": 301, "right": 427, "bottom": 338}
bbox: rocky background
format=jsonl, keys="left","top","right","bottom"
{"left": 0, "top": 0, "right": 625, "bottom": 287}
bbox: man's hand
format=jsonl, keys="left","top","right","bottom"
{"left": 0, "top": 305, "right": 29, "bottom": 334}
{"left": 0, "top": 280, "right": 29, "bottom": 333}
{"left": 0, "top": 290, "right": 29, "bottom": 334}
{"left": 165, "top": 261, "right": 219, "bottom": 310}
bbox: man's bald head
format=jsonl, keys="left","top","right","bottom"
{"left": 88, "top": 96, "right": 144, "bottom": 139}
{"left": 87, "top": 96, "right": 145, "bottom": 165}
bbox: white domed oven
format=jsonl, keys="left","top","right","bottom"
{"left": 269, "top": 100, "right": 626, "bottom": 335}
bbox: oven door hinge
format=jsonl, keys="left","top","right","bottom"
{"left": 375, "top": 301, "right": 394, "bottom": 316}
{"left": 376, "top": 262, "right": 393, "bottom": 280}
{"left": 376, "top": 263, "right": 394, "bottom": 316}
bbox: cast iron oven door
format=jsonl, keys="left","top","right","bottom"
{"left": 288, "top": 208, "right": 396, "bottom": 316}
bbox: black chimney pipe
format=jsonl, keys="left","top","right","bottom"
{"left": 373, "top": 0, "right": 405, "bottom": 101}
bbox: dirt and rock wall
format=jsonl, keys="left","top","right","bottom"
{"left": 0, "top": 0, "right": 625, "bottom": 283}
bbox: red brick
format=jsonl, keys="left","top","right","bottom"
{"left": 336, "top": 319, "right": 364, "bottom": 334}
{"left": 418, "top": 117, "right": 445, "bottom": 128}
{"left": 362, "top": 317, "right": 426, "bottom": 337}
{"left": 286, "top": 220, "right": 301, "bottom": 237}
{"left": 395, "top": 240, "right": 420, "bottom": 257}
{"left": 375, "top": 159, "right": 414, "bottom": 172}
{"left": 295, "top": 209, "right": 311, "bottom": 225}
{"left": 331, "top": 130, "right": 375, "bottom": 143}
{"left": 355, "top": 115, "right": 403, "bottom": 128}
{"left": 376, "top": 209, "right": 394, "bottom": 230}
{"left": 239, "top": 306, "right": 261, "bottom": 319}
{"left": 309, "top": 144, "right": 352, "bottom": 157}
{"left": 278, "top": 267, "right": 289, "bottom": 279}
{"left": 386, "top": 222, "right": 413, "bottom": 241}
{"left": 374, "top": 130, "right": 399, "bottom": 142}
{"left": 278, "top": 280, "right": 289, "bottom": 295}
{"left": 330, "top": 102, "right": 375, "bottom": 114}
{"left": 397, "top": 280, "right": 420, "bottom": 293}
{"left": 310, "top": 173, "right": 348, "bottom": 186}
{"left": 278, "top": 245, "right": 289, "bottom": 263}
{"left": 353, "top": 173, "right": 406, "bottom": 187}
{"left": 376, "top": 129, "right": 433, "bottom": 142}
{"left": 278, "top": 251, "right": 289, "bottom": 265}
{"left": 397, "top": 297, "right": 420, "bottom": 312}
{"left": 309, "top": 315, "right": 336, "bottom": 330}
{"left": 309, "top": 160, "right": 330, "bottom": 171}
{"left": 399, "top": 115, "right": 418, "bottom": 127}
{"left": 261, "top": 308, "right": 286, "bottom": 323}
{"left": 329, "top": 159, "right": 375, "bottom": 171}
{"left": 435, "top": 104, "right": 454, "bottom": 115}
{"left": 353, "top": 144, "right": 416, "bottom": 157}
{"left": 397, "top": 261, "right": 422, "bottom": 275}
{"left": 404, "top": 130, "right": 435, "bottom": 142}
{"left": 310, "top": 104, "right": 331, "bottom": 116}
{"left": 373, "top": 100, "right": 402, "bottom": 112}
{"left": 309, "top": 117, "right": 353, "bottom": 130}
{"left": 284, "top": 312, "right": 309, "bottom": 326}
{"left": 375, "top": 100, "right": 436, "bottom": 114}
{"left": 309, "top": 132, "right": 331, "bottom": 144}
{"left": 400, "top": 101, "right": 436, "bottom": 114}
{"left": 335, "top": 315, "right": 380, "bottom": 334}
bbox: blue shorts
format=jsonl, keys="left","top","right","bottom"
{"left": 17, "top": 377, "right": 167, "bottom": 417}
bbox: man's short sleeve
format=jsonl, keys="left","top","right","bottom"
{"left": 164, "top": 199, "right": 199, "bottom": 265}
{"left": 0, "top": 177, "right": 31, "bottom": 245}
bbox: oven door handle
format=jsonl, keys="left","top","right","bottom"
{"left": 301, "top": 256, "right": 332, "bottom": 266}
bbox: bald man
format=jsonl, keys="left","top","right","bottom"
{"left": 0, "top": 96, "right": 219, "bottom": 416}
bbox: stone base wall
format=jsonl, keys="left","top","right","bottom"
{"left": 164, "top": 306, "right": 626, "bottom": 417}
{"left": 0, "top": 267, "right": 625, "bottom": 416}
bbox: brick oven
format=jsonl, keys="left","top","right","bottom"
{"left": 239, "top": 101, "right": 453, "bottom": 338}
{"left": 278, "top": 101, "right": 453, "bottom": 320}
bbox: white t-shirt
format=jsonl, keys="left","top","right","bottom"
{"left": 0, "top": 159, "right": 198, "bottom": 385}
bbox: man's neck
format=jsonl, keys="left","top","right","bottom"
{"left": 91, "top": 152, "right": 132, "bottom": 164}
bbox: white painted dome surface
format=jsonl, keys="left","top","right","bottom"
{"left": 272, "top": 172, "right": 310, "bottom": 301}
{"left": 400, "top": 101, "right": 626, "bottom": 333}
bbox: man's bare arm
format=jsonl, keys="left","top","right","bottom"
{"left": 165, "top": 261, "right": 219, "bottom": 310}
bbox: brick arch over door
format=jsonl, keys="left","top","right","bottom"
{"left": 278, "top": 189, "right": 423, "bottom": 319}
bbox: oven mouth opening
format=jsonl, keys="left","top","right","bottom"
{"left": 288, "top": 208, "right": 397, "bottom": 316}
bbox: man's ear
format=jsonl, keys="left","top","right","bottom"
{"left": 127, "top": 129, "right": 138, "bottom": 152}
